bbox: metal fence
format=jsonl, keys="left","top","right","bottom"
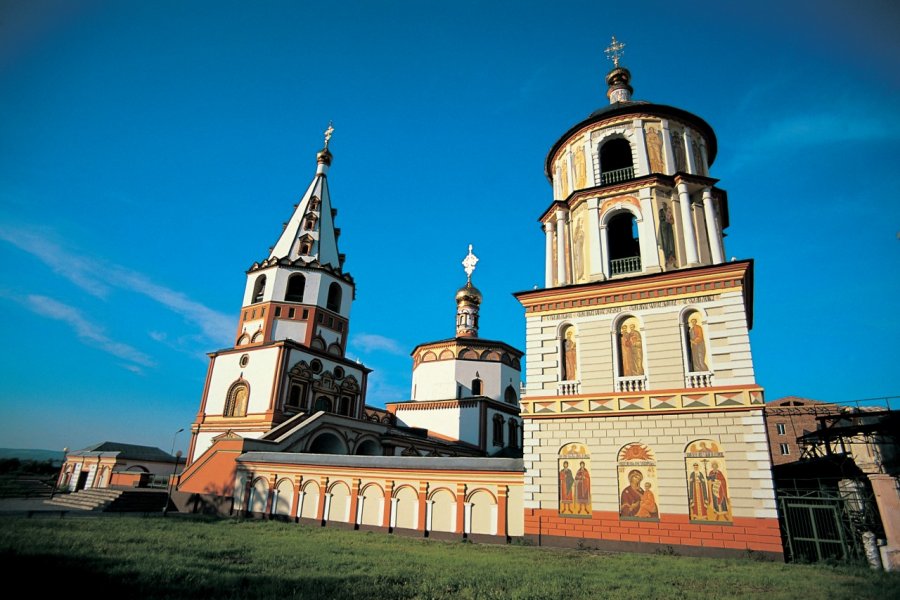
{"left": 777, "top": 484, "right": 882, "bottom": 563}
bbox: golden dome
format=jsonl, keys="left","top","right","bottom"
{"left": 455, "top": 281, "right": 482, "bottom": 304}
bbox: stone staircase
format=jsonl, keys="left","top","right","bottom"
{"left": 44, "top": 488, "right": 170, "bottom": 512}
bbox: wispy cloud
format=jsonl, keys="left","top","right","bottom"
{"left": 0, "top": 225, "right": 232, "bottom": 344}
{"left": 25, "top": 294, "right": 155, "bottom": 369}
{"left": 350, "top": 333, "right": 407, "bottom": 355}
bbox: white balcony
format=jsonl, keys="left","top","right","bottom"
{"left": 557, "top": 380, "right": 581, "bottom": 396}
{"left": 685, "top": 371, "right": 714, "bottom": 388}
{"left": 615, "top": 376, "right": 647, "bottom": 392}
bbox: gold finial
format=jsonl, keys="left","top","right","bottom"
{"left": 462, "top": 244, "right": 479, "bottom": 283}
{"left": 323, "top": 121, "right": 334, "bottom": 148}
{"left": 605, "top": 36, "right": 625, "bottom": 68}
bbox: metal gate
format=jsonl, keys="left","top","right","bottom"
{"left": 777, "top": 484, "right": 883, "bottom": 563}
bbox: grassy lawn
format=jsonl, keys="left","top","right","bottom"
{"left": 1, "top": 516, "right": 896, "bottom": 599}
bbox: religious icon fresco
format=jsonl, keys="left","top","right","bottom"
{"left": 617, "top": 443, "right": 659, "bottom": 520}
{"left": 684, "top": 439, "right": 732, "bottom": 523}
{"left": 561, "top": 326, "right": 578, "bottom": 381}
{"left": 618, "top": 317, "right": 645, "bottom": 377}
{"left": 558, "top": 443, "right": 592, "bottom": 517}
{"left": 684, "top": 311, "right": 709, "bottom": 372}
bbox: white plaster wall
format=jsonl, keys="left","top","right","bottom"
{"left": 411, "top": 361, "right": 458, "bottom": 400}
{"left": 312, "top": 273, "right": 353, "bottom": 317}
{"left": 453, "top": 360, "right": 504, "bottom": 399}
{"left": 271, "top": 320, "right": 308, "bottom": 344}
{"left": 242, "top": 267, "right": 277, "bottom": 306}
{"left": 523, "top": 290, "right": 755, "bottom": 395}
{"left": 395, "top": 406, "right": 462, "bottom": 442}
{"left": 522, "top": 410, "right": 777, "bottom": 519}
{"left": 204, "top": 347, "right": 280, "bottom": 416}
{"left": 459, "top": 405, "right": 482, "bottom": 446}
{"left": 238, "top": 318, "right": 265, "bottom": 340}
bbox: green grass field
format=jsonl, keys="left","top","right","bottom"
{"left": 0, "top": 516, "right": 896, "bottom": 599}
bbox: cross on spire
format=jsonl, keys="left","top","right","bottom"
{"left": 323, "top": 121, "right": 334, "bottom": 148}
{"left": 605, "top": 36, "right": 625, "bottom": 68}
{"left": 462, "top": 244, "right": 479, "bottom": 283}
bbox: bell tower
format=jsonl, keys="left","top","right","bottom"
{"left": 187, "top": 125, "right": 371, "bottom": 465}
{"left": 515, "top": 39, "right": 783, "bottom": 558}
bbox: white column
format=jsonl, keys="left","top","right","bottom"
{"left": 638, "top": 188, "right": 661, "bottom": 272}
{"left": 425, "top": 500, "right": 433, "bottom": 532}
{"left": 587, "top": 198, "right": 603, "bottom": 279}
{"left": 698, "top": 142, "right": 709, "bottom": 177}
{"left": 297, "top": 491, "right": 306, "bottom": 518}
{"left": 323, "top": 493, "right": 333, "bottom": 521}
{"left": 555, "top": 209, "right": 568, "bottom": 286}
{"left": 389, "top": 498, "right": 399, "bottom": 528}
{"left": 544, "top": 221, "right": 554, "bottom": 288}
{"left": 702, "top": 188, "right": 725, "bottom": 264}
{"left": 599, "top": 224, "right": 610, "bottom": 279}
{"left": 271, "top": 489, "right": 279, "bottom": 515}
{"left": 677, "top": 181, "right": 700, "bottom": 266}
{"left": 633, "top": 119, "right": 649, "bottom": 176}
{"left": 356, "top": 496, "right": 364, "bottom": 525}
{"left": 584, "top": 138, "right": 596, "bottom": 187}
{"left": 661, "top": 119, "right": 676, "bottom": 175}
{"left": 464, "top": 502, "right": 473, "bottom": 534}
{"left": 684, "top": 130, "right": 697, "bottom": 174}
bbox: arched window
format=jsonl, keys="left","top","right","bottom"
{"left": 326, "top": 282, "right": 342, "bottom": 312}
{"left": 303, "top": 215, "right": 318, "bottom": 230}
{"left": 339, "top": 396, "right": 351, "bottom": 416}
{"left": 492, "top": 414, "right": 505, "bottom": 447}
{"left": 285, "top": 274, "right": 305, "bottom": 302}
{"left": 252, "top": 275, "right": 266, "bottom": 303}
{"left": 309, "top": 196, "right": 320, "bottom": 211}
{"left": 286, "top": 382, "right": 305, "bottom": 408}
{"left": 504, "top": 385, "right": 517, "bottom": 404}
{"left": 599, "top": 138, "right": 634, "bottom": 184}
{"left": 471, "top": 378, "right": 483, "bottom": 396}
{"left": 314, "top": 396, "right": 332, "bottom": 413}
{"left": 507, "top": 419, "right": 519, "bottom": 448}
{"left": 224, "top": 381, "right": 250, "bottom": 418}
{"left": 607, "top": 212, "right": 641, "bottom": 275}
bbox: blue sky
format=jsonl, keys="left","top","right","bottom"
{"left": 2, "top": 1, "right": 899, "bottom": 454}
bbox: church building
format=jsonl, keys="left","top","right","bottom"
{"left": 513, "top": 39, "right": 781, "bottom": 555}
{"left": 175, "top": 41, "right": 784, "bottom": 558}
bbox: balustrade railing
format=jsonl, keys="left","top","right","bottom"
{"left": 600, "top": 166, "right": 635, "bottom": 185}
{"left": 610, "top": 256, "right": 641, "bottom": 275}
{"left": 557, "top": 380, "right": 581, "bottom": 396}
{"left": 685, "top": 371, "right": 714, "bottom": 388}
{"left": 615, "top": 376, "right": 647, "bottom": 392}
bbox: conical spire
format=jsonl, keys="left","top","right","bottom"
{"left": 268, "top": 124, "right": 342, "bottom": 269}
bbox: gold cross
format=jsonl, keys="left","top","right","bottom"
{"left": 605, "top": 36, "right": 625, "bottom": 68}
{"left": 323, "top": 121, "right": 334, "bottom": 148}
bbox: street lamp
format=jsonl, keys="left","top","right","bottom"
{"left": 163, "top": 450, "right": 182, "bottom": 516}
{"left": 170, "top": 427, "right": 185, "bottom": 457}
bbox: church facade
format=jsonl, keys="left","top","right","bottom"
{"left": 176, "top": 49, "right": 783, "bottom": 558}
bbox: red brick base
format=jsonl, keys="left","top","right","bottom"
{"left": 524, "top": 509, "right": 784, "bottom": 558}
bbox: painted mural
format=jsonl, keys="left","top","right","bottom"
{"left": 685, "top": 311, "right": 709, "bottom": 372}
{"left": 561, "top": 327, "right": 578, "bottom": 381}
{"left": 657, "top": 199, "right": 677, "bottom": 269}
{"left": 558, "top": 443, "right": 592, "bottom": 517}
{"left": 574, "top": 145, "right": 587, "bottom": 189}
{"left": 617, "top": 443, "right": 659, "bottom": 520}
{"left": 685, "top": 439, "right": 732, "bottom": 523}
{"left": 671, "top": 127, "right": 687, "bottom": 173}
{"left": 618, "top": 317, "right": 645, "bottom": 376}
{"left": 645, "top": 124, "right": 665, "bottom": 173}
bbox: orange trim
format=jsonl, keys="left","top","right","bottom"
{"left": 526, "top": 383, "right": 761, "bottom": 401}
{"left": 382, "top": 481, "right": 394, "bottom": 528}
{"left": 523, "top": 405, "right": 763, "bottom": 420}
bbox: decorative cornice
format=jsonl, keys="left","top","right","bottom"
{"left": 515, "top": 260, "right": 753, "bottom": 319}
